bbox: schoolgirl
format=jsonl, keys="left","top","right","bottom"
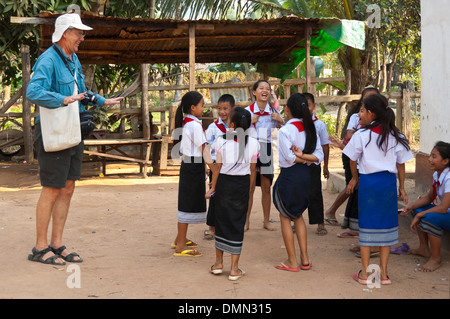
{"left": 343, "top": 93, "right": 413, "bottom": 284}
{"left": 330, "top": 87, "right": 380, "bottom": 236}
{"left": 172, "top": 91, "right": 215, "bottom": 257}
{"left": 303, "top": 92, "right": 330, "bottom": 236}
{"left": 245, "top": 80, "right": 284, "bottom": 231}
{"left": 204, "top": 94, "right": 235, "bottom": 240}
{"left": 402, "top": 141, "right": 450, "bottom": 272}
{"left": 206, "top": 107, "right": 260, "bottom": 281}
{"left": 273, "top": 93, "right": 323, "bottom": 272}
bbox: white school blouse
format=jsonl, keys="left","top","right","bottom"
{"left": 313, "top": 115, "right": 330, "bottom": 147}
{"left": 277, "top": 118, "right": 324, "bottom": 168}
{"left": 179, "top": 114, "right": 206, "bottom": 157}
{"left": 215, "top": 135, "right": 260, "bottom": 175}
{"left": 206, "top": 118, "right": 228, "bottom": 161}
{"left": 342, "top": 126, "right": 413, "bottom": 174}
{"left": 245, "top": 102, "right": 280, "bottom": 143}
{"left": 434, "top": 167, "right": 450, "bottom": 213}
{"left": 347, "top": 113, "right": 362, "bottom": 132}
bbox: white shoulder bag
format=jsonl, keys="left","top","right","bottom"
{"left": 39, "top": 70, "right": 81, "bottom": 152}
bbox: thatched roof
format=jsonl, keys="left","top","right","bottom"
{"left": 31, "top": 11, "right": 334, "bottom": 65}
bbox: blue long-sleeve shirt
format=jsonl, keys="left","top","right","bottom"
{"left": 26, "top": 43, "right": 105, "bottom": 123}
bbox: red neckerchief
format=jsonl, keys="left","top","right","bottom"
{"left": 313, "top": 115, "right": 318, "bottom": 122}
{"left": 183, "top": 116, "right": 205, "bottom": 134}
{"left": 183, "top": 117, "right": 194, "bottom": 126}
{"left": 250, "top": 102, "right": 270, "bottom": 129}
{"left": 214, "top": 119, "right": 227, "bottom": 133}
{"left": 432, "top": 180, "right": 440, "bottom": 204}
{"left": 249, "top": 102, "right": 270, "bottom": 116}
{"left": 290, "top": 120, "right": 304, "bottom": 132}
{"left": 370, "top": 126, "right": 382, "bottom": 134}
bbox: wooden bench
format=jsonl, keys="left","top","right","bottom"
{"left": 83, "top": 136, "right": 170, "bottom": 178}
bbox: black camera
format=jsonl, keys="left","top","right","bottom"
{"left": 81, "top": 90, "right": 98, "bottom": 106}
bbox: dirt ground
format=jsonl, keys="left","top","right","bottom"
{"left": 0, "top": 147, "right": 449, "bottom": 301}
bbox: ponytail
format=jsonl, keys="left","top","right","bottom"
{"left": 174, "top": 104, "right": 184, "bottom": 130}
{"left": 173, "top": 91, "right": 203, "bottom": 144}
{"left": 287, "top": 93, "right": 317, "bottom": 154}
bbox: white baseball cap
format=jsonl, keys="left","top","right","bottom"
{"left": 52, "top": 13, "right": 93, "bottom": 43}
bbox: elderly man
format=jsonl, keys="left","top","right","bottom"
{"left": 26, "top": 13, "right": 122, "bottom": 265}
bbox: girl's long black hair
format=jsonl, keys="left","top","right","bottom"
{"left": 341, "top": 87, "right": 380, "bottom": 139}
{"left": 223, "top": 107, "right": 251, "bottom": 167}
{"left": 287, "top": 93, "right": 317, "bottom": 154}
{"left": 361, "top": 93, "right": 410, "bottom": 152}
{"left": 173, "top": 91, "right": 203, "bottom": 144}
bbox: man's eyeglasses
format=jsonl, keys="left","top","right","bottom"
{"left": 68, "top": 28, "right": 86, "bottom": 38}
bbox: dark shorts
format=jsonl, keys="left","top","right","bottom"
{"left": 34, "top": 123, "right": 84, "bottom": 188}
{"left": 256, "top": 141, "right": 274, "bottom": 186}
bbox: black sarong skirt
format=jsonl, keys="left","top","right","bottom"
{"left": 177, "top": 156, "right": 206, "bottom": 224}
{"left": 214, "top": 174, "right": 250, "bottom": 255}
{"left": 273, "top": 163, "right": 310, "bottom": 220}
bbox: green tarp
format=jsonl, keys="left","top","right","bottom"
{"left": 259, "top": 19, "right": 365, "bottom": 82}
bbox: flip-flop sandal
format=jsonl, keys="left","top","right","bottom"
{"left": 324, "top": 218, "right": 341, "bottom": 226}
{"left": 381, "top": 276, "right": 392, "bottom": 285}
{"left": 173, "top": 249, "right": 202, "bottom": 257}
{"left": 275, "top": 262, "right": 300, "bottom": 272}
{"left": 171, "top": 240, "right": 198, "bottom": 249}
{"left": 300, "top": 262, "right": 312, "bottom": 270}
{"left": 316, "top": 227, "right": 328, "bottom": 236}
{"left": 203, "top": 230, "right": 214, "bottom": 240}
{"left": 28, "top": 246, "right": 66, "bottom": 265}
{"left": 228, "top": 269, "right": 245, "bottom": 281}
{"left": 210, "top": 265, "right": 223, "bottom": 275}
{"left": 390, "top": 243, "right": 410, "bottom": 255}
{"left": 349, "top": 245, "right": 360, "bottom": 253}
{"left": 51, "top": 245, "right": 83, "bottom": 263}
{"left": 353, "top": 270, "right": 371, "bottom": 285}
{"left": 337, "top": 232, "right": 358, "bottom": 238}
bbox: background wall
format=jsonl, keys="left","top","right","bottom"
{"left": 420, "top": 0, "right": 450, "bottom": 153}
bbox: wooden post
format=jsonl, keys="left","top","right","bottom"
{"left": 283, "top": 85, "right": 290, "bottom": 100}
{"left": 160, "top": 135, "right": 170, "bottom": 171}
{"left": 141, "top": 63, "right": 150, "bottom": 178}
{"left": 304, "top": 23, "right": 312, "bottom": 93}
{"left": 402, "top": 88, "right": 412, "bottom": 142}
{"left": 169, "top": 103, "right": 178, "bottom": 135}
{"left": 21, "top": 45, "right": 33, "bottom": 163}
{"left": 308, "top": 57, "right": 316, "bottom": 95}
{"left": 159, "top": 89, "right": 166, "bottom": 135}
{"left": 189, "top": 24, "right": 195, "bottom": 91}
{"left": 141, "top": 64, "right": 150, "bottom": 139}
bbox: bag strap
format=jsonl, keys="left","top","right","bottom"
{"left": 52, "top": 44, "right": 81, "bottom": 92}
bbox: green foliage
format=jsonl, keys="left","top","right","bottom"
{"left": 0, "top": 0, "right": 94, "bottom": 86}
{"left": 317, "top": 112, "right": 338, "bottom": 138}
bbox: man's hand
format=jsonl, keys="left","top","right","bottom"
{"left": 104, "top": 97, "right": 124, "bottom": 106}
{"left": 64, "top": 92, "right": 87, "bottom": 105}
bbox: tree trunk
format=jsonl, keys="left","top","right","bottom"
{"left": 386, "top": 35, "right": 403, "bottom": 92}
{"left": 375, "top": 35, "right": 381, "bottom": 89}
